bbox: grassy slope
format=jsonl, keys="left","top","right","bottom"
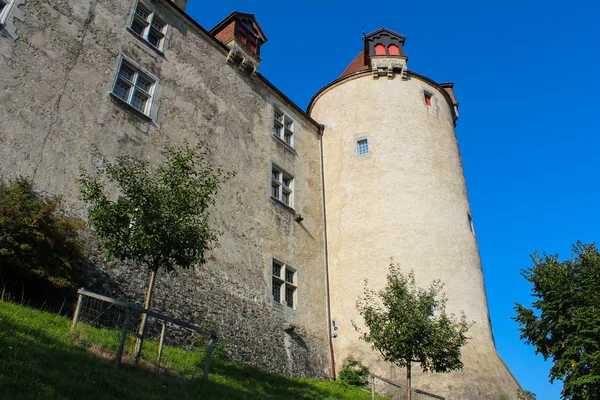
{"left": 0, "top": 301, "right": 381, "bottom": 400}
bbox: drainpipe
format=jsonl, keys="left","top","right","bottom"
{"left": 319, "top": 123, "right": 336, "bottom": 380}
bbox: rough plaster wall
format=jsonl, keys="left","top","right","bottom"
{"left": 311, "top": 74, "right": 521, "bottom": 398}
{"left": 0, "top": 0, "right": 330, "bottom": 378}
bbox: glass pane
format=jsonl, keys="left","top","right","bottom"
{"left": 272, "top": 279, "right": 282, "bottom": 303}
{"left": 151, "top": 16, "right": 165, "bottom": 31}
{"left": 282, "top": 192, "right": 289, "bottom": 205}
{"left": 285, "top": 269, "right": 294, "bottom": 284}
{"left": 285, "top": 286, "right": 295, "bottom": 308}
{"left": 271, "top": 184, "right": 279, "bottom": 198}
{"left": 131, "top": 90, "right": 148, "bottom": 112}
{"left": 358, "top": 139, "right": 369, "bottom": 155}
{"left": 274, "top": 112, "right": 283, "bottom": 122}
{"left": 284, "top": 131, "right": 293, "bottom": 145}
{"left": 282, "top": 177, "right": 291, "bottom": 188}
{"left": 113, "top": 79, "right": 131, "bottom": 101}
{"left": 135, "top": 5, "right": 150, "bottom": 20}
{"left": 272, "top": 170, "right": 280, "bottom": 181}
{"left": 272, "top": 261, "right": 282, "bottom": 277}
{"left": 131, "top": 18, "right": 146, "bottom": 35}
{"left": 148, "top": 30, "right": 162, "bottom": 48}
{"left": 119, "top": 63, "right": 135, "bottom": 82}
{"left": 284, "top": 118, "right": 292, "bottom": 130}
{"left": 136, "top": 75, "right": 153, "bottom": 93}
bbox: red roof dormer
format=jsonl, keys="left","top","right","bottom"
{"left": 210, "top": 12, "right": 267, "bottom": 56}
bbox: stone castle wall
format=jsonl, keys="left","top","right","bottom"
{"left": 0, "top": 0, "right": 331, "bottom": 378}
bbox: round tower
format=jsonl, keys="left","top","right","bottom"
{"left": 309, "top": 29, "right": 520, "bottom": 399}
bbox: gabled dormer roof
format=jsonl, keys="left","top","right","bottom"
{"left": 363, "top": 27, "right": 407, "bottom": 63}
{"left": 210, "top": 11, "right": 268, "bottom": 44}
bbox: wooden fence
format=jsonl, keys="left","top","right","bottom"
{"left": 71, "top": 288, "right": 217, "bottom": 380}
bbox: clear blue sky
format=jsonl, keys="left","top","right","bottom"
{"left": 187, "top": 1, "right": 600, "bottom": 398}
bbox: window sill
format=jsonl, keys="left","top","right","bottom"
{"left": 126, "top": 27, "right": 166, "bottom": 58}
{"left": 271, "top": 299, "right": 297, "bottom": 314}
{"left": 272, "top": 134, "right": 297, "bottom": 154}
{"left": 109, "top": 92, "right": 155, "bottom": 123}
{"left": 270, "top": 196, "right": 295, "bottom": 214}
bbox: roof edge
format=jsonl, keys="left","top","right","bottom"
{"left": 307, "top": 70, "right": 458, "bottom": 124}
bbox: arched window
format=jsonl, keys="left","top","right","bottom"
{"left": 374, "top": 44, "right": 386, "bottom": 55}
{"left": 388, "top": 44, "right": 400, "bottom": 55}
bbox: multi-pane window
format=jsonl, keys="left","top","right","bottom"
{"left": 357, "top": 139, "right": 369, "bottom": 155}
{"left": 271, "top": 166, "right": 293, "bottom": 207}
{"left": 0, "top": 0, "right": 14, "bottom": 24}
{"left": 272, "top": 259, "right": 297, "bottom": 309}
{"left": 112, "top": 59, "right": 156, "bottom": 117}
{"left": 130, "top": 2, "right": 167, "bottom": 51}
{"left": 236, "top": 23, "right": 258, "bottom": 54}
{"left": 273, "top": 109, "right": 294, "bottom": 146}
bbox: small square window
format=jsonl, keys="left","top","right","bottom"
{"left": 357, "top": 139, "right": 369, "bottom": 155}
{"left": 273, "top": 109, "right": 295, "bottom": 147}
{"left": 272, "top": 259, "right": 297, "bottom": 309}
{"left": 129, "top": 2, "right": 167, "bottom": 52}
{"left": 112, "top": 59, "right": 156, "bottom": 117}
{"left": 271, "top": 165, "right": 293, "bottom": 207}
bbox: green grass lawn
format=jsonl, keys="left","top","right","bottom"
{"left": 0, "top": 301, "right": 384, "bottom": 399}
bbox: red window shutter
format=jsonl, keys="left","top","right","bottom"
{"left": 425, "top": 94, "right": 432, "bottom": 106}
{"left": 388, "top": 45, "right": 400, "bottom": 55}
{"left": 374, "top": 44, "right": 386, "bottom": 55}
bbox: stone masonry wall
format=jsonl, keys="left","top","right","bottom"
{"left": 0, "top": 0, "right": 330, "bottom": 378}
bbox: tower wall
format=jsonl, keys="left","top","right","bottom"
{"left": 311, "top": 73, "right": 521, "bottom": 398}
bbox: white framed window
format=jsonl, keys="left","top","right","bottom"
{"left": 129, "top": 1, "right": 168, "bottom": 52}
{"left": 112, "top": 58, "right": 157, "bottom": 117}
{"left": 424, "top": 90, "right": 438, "bottom": 116}
{"left": 273, "top": 109, "right": 294, "bottom": 147}
{"left": 0, "top": 0, "right": 15, "bottom": 25}
{"left": 357, "top": 139, "right": 369, "bottom": 155}
{"left": 271, "top": 165, "right": 293, "bottom": 207}
{"left": 272, "top": 259, "right": 297, "bottom": 309}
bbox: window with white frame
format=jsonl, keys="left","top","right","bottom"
{"left": 357, "top": 139, "right": 369, "bottom": 155}
{"left": 0, "top": 0, "right": 15, "bottom": 24}
{"left": 129, "top": 2, "right": 168, "bottom": 52}
{"left": 271, "top": 165, "right": 293, "bottom": 207}
{"left": 273, "top": 109, "right": 294, "bottom": 146}
{"left": 272, "top": 259, "right": 297, "bottom": 309}
{"left": 112, "top": 58, "right": 157, "bottom": 117}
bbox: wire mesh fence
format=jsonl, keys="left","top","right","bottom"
{"left": 371, "top": 374, "right": 445, "bottom": 400}
{"left": 71, "top": 288, "right": 216, "bottom": 379}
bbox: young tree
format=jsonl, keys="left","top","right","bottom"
{"left": 80, "top": 142, "right": 230, "bottom": 359}
{"left": 355, "top": 261, "right": 471, "bottom": 400}
{"left": 514, "top": 242, "right": 600, "bottom": 400}
{"left": 0, "top": 178, "right": 86, "bottom": 299}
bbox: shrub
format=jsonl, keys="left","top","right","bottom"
{"left": 0, "top": 178, "right": 87, "bottom": 298}
{"left": 339, "top": 356, "right": 370, "bottom": 386}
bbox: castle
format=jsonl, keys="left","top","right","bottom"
{"left": 0, "top": 0, "right": 521, "bottom": 398}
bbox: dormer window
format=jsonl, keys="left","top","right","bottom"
{"left": 388, "top": 44, "right": 400, "bottom": 55}
{"left": 236, "top": 24, "right": 258, "bottom": 54}
{"left": 374, "top": 44, "right": 386, "bottom": 55}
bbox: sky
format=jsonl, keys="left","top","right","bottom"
{"left": 186, "top": 1, "right": 600, "bottom": 399}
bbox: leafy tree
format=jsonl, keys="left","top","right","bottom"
{"left": 79, "top": 142, "right": 230, "bottom": 359}
{"left": 516, "top": 388, "right": 537, "bottom": 400}
{"left": 355, "top": 261, "right": 471, "bottom": 400}
{"left": 0, "top": 178, "right": 86, "bottom": 298}
{"left": 514, "top": 242, "right": 600, "bottom": 400}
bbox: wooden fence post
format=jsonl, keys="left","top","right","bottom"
{"left": 116, "top": 308, "right": 131, "bottom": 368}
{"left": 372, "top": 375, "right": 376, "bottom": 400}
{"left": 203, "top": 337, "right": 215, "bottom": 381}
{"left": 156, "top": 323, "right": 167, "bottom": 368}
{"left": 71, "top": 291, "right": 84, "bottom": 330}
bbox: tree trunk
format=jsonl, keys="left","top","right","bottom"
{"left": 134, "top": 269, "right": 157, "bottom": 362}
{"left": 407, "top": 362, "right": 412, "bottom": 400}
